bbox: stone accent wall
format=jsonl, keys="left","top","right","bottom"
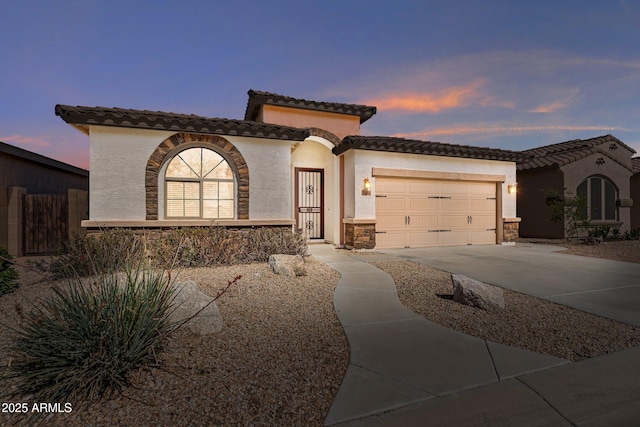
{"left": 307, "top": 128, "right": 341, "bottom": 146}
{"left": 344, "top": 222, "right": 376, "bottom": 249}
{"left": 145, "top": 133, "right": 249, "bottom": 220}
{"left": 503, "top": 221, "right": 520, "bottom": 242}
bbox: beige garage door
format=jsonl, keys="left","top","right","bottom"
{"left": 375, "top": 177, "right": 497, "bottom": 249}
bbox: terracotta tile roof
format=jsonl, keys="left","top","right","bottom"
{"left": 244, "top": 90, "right": 377, "bottom": 124}
{"left": 55, "top": 105, "right": 310, "bottom": 141}
{"left": 632, "top": 157, "right": 640, "bottom": 174}
{"left": 333, "top": 135, "right": 528, "bottom": 162}
{"left": 518, "top": 134, "right": 636, "bottom": 171}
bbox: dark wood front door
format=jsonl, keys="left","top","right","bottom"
{"left": 296, "top": 168, "right": 324, "bottom": 239}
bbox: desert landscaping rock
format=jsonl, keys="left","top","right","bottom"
{"left": 268, "top": 254, "right": 307, "bottom": 277}
{"left": 171, "top": 280, "right": 223, "bottom": 335}
{"left": 452, "top": 274, "right": 505, "bottom": 312}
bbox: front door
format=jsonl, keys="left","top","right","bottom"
{"left": 296, "top": 168, "right": 324, "bottom": 239}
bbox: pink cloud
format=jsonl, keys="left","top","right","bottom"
{"left": 1, "top": 134, "right": 51, "bottom": 148}
{"left": 363, "top": 80, "right": 486, "bottom": 113}
{"left": 394, "top": 125, "right": 620, "bottom": 139}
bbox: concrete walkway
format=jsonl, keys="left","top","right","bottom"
{"left": 308, "top": 245, "right": 570, "bottom": 426}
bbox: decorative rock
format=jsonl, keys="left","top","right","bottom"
{"left": 452, "top": 274, "right": 505, "bottom": 312}
{"left": 268, "top": 254, "right": 307, "bottom": 277}
{"left": 172, "top": 281, "right": 223, "bottom": 335}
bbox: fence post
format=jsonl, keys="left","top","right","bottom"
{"left": 68, "top": 189, "right": 88, "bottom": 240}
{"left": 7, "top": 187, "right": 26, "bottom": 256}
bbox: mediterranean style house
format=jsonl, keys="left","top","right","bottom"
{"left": 55, "top": 90, "right": 524, "bottom": 249}
{"left": 517, "top": 135, "right": 637, "bottom": 238}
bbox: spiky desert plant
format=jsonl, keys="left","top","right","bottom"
{"left": 5, "top": 265, "right": 178, "bottom": 402}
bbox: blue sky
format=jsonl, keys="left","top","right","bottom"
{"left": 2, "top": 0, "right": 639, "bottom": 169}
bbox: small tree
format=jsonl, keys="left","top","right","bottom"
{"left": 544, "top": 188, "right": 590, "bottom": 242}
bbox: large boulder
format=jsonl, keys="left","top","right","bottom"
{"left": 452, "top": 274, "right": 505, "bottom": 312}
{"left": 171, "top": 281, "right": 223, "bottom": 335}
{"left": 268, "top": 254, "right": 307, "bottom": 277}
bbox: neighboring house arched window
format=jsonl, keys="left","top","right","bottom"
{"left": 165, "top": 147, "right": 235, "bottom": 218}
{"left": 576, "top": 176, "right": 617, "bottom": 221}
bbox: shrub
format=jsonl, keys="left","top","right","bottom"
{"left": 5, "top": 265, "right": 178, "bottom": 402}
{"left": 588, "top": 225, "right": 611, "bottom": 240}
{"left": 623, "top": 228, "right": 640, "bottom": 240}
{"left": 152, "top": 226, "right": 307, "bottom": 268}
{"left": 43, "top": 229, "right": 145, "bottom": 279}
{"left": 0, "top": 246, "right": 19, "bottom": 296}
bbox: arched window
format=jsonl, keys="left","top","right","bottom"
{"left": 165, "top": 147, "right": 235, "bottom": 218}
{"left": 576, "top": 176, "right": 617, "bottom": 221}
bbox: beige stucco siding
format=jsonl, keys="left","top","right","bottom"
{"left": 89, "top": 127, "right": 173, "bottom": 220}
{"left": 88, "top": 127, "right": 293, "bottom": 221}
{"left": 261, "top": 104, "right": 361, "bottom": 140}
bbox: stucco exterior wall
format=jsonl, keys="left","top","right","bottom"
{"left": 561, "top": 152, "right": 633, "bottom": 231}
{"left": 261, "top": 104, "right": 361, "bottom": 140}
{"left": 345, "top": 150, "right": 518, "bottom": 220}
{"left": 517, "top": 167, "right": 565, "bottom": 238}
{"left": 88, "top": 127, "right": 293, "bottom": 221}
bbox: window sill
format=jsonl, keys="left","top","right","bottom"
{"left": 82, "top": 219, "right": 296, "bottom": 228}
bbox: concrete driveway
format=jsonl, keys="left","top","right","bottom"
{"left": 372, "top": 244, "right": 640, "bottom": 326}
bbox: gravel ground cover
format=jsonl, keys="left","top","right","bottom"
{"left": 371, "top": 239, "right": 640, "bottom": 362}
{"left": 1, "top": 258, "right": 347, "bottom": 427}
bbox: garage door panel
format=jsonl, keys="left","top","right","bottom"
{"left": 377, "top": 232, "right": 406, "bottom": 248}
{"left": 410, "top": 198, "right": 439, "bottom": 212}
{"left": 409, "top": 181, "right": 439, "bottom": 195}
{"left": 376, "top": 178, "right": 405, "bottom": 194}
{"left": 471, "top": 199, "right": 496, "bottom": 212}
{"left": 470, "top": 230, "right": 496, "bottom": 245}
{"left": 470, "top": 182, "right": 496, "bottom": 196}
{"left": 471, "top": 215, "right": 496, "bottom": 227}
{"left": 441, "top": 182, "right": 469, "bottom": 195}
{"left": 440, "top": 230, "right": 469, "bottom": 246}
{"left": 409, "top": 214, "right": 439, "bottom": 228}
{"left": 378, "top": 215, "right": 406, "bottom": 229}
{"left": 377, "top": 196, "right": 407, "bottom": 211}
{"left": 441, "top": 215, "right": 469, "bottom": 228}
{"left": 442, "top": 199, "right": 468, "bottom": 212}
{"left": 409, "top": 231, "right": 439, "bottom": 247}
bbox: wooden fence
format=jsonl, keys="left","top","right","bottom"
{"left": 22, "top": 194, "right": 69, "bottom": 255}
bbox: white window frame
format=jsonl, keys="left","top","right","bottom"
{"left": 164, "top": 147, "right": 237, "bottom": 219}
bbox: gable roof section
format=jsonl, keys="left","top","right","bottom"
{"left": 244, "top": 90, "right": 377, "bottom": 124}
{"left": 632, "top": 157, "right": 640, "bottom": 174}
{"left": 333, "top": 136, "right": 527, "bottom": 162}
{"left": 0, "top": 141, "right": 88, "bottom": 176}
{"left": 55, "top": 105, "right": 310, "bottom": 141}
{"left": 518, "top": 134, "right": 636, "bottom": 171}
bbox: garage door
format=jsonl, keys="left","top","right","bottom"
{"left": 375, "top": 177, "right": 497, "bottom": 249}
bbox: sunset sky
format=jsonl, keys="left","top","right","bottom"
{"left": 2, "top": 0, "right": 639, "bottom": 169}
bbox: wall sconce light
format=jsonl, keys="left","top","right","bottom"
{"left": 362, "top": 177, "right": 371, "bottom": 196}
{"left": 508, "top": 183, "right": 517, "bottom": 194}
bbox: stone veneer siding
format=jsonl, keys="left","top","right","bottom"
{"left": 344, "top": 223, "right": 376, "bottom": 249}
{"left": 503, "top": 221, "right": 520, "bottom": 242}
{"left": 145, "top": 133, "right": 249, "bottom": 220}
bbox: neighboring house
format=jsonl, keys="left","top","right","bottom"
{"left": 517, "top": 135, "right": 636, "bottom": 238}
{"left": 0, "top": 141, "right": 89, "bottom": 256}
{"left": 55, "top": 89, "right": 523, "bottom": 249}
{"left": 632, "top": 157, "right": 640, "bottom": 229}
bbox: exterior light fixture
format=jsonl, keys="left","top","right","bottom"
{"left": 362, "top": 177, "right": 371, "bottom": 196}
{"left": 508, "top": 184, "right": 517, "bottom": 194}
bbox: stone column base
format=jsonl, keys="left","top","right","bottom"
{"left": 343, "top": 219, "right": 376, "bottom": 250}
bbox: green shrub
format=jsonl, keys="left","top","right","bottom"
{"left": 588, "top": 225, "right": 611, "bottom": 240}
{"left": 0, "top": 246, "right": 19, "bottom": 296}
{"left": 5, "top": 266, "right": 178, "bottom": 402}
{"left": 623, "top": 227, "right": 640, "bottom": 240}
